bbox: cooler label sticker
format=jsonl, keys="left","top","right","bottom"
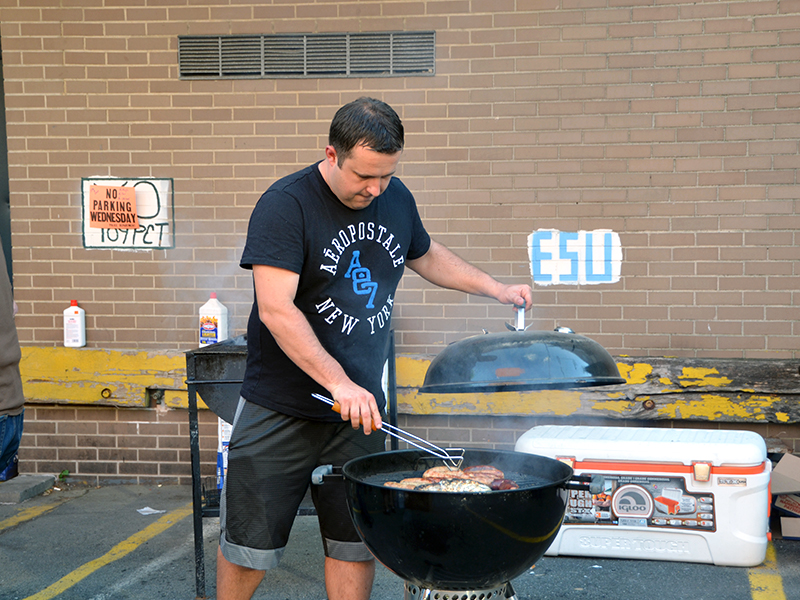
{"left": 565, "top": 474, "right": 716, "bottom": 532}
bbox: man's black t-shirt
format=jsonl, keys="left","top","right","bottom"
{"left": 239, "top": 162, "right": 431, "bottom": 421}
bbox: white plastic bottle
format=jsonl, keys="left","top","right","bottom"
{"left": 199, "top": 293, "right": 228, "bottom": 345}
{"left": 63, "top": 300, "right": 86, "bottom": 347}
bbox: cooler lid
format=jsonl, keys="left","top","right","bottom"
{"left": 515, "top": 425, "right": 766, "bottom": 467}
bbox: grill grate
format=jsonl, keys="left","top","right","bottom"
{"left": 178, "top": 31, "right": 435, "bottom": 79}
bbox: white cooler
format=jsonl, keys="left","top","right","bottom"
{"left": 515, "top": 425, "right": 771, "bottom": 567}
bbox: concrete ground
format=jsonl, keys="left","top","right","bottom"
{"left": 1, "top": 479, "right": 799, "bottom": 600}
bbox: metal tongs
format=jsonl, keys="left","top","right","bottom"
{"left": 312, "top": 393, "right": 464, "bottom": 469}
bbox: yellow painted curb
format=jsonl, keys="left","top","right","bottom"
{"left": 749, "top": 542, "right": 787, "bottom": 600}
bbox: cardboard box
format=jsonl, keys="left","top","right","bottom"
{"left": 780, "top": 517, "right": 800, "bottom": 540}
{"left": 771, "top": 453, "right": 800, "bottom": 495}
{"left": 774, "top": 494, "right": 800, "bottom": 518}
{"left": 216, "top": 417, "right": 233, "bottom": 490}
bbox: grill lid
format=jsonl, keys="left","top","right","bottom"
{"left": 419, "top": 321, "right": 625, "bottom": 394}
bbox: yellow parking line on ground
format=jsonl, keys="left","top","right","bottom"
{"left": 0, "top": 503, "right": 61, "bottom": 533}
{"left": 749, "top": 542, "right": 786, "bottom": 600}
{"left": 22, "top": 502, "right": 193, "bottom": 600}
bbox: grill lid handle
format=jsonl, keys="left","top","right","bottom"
{"left": 312, "top": 464, "right": 336, "bottom": 485}
{"left": 564, "top": 473, "right": 606, "bottom": 494}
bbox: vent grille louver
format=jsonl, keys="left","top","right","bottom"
{"left": 178, "top": 32, "right": 435, "bottom": 79}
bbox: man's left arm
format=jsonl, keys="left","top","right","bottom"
{"left": 406, "top": 240, "right": 532, "bottom": 308}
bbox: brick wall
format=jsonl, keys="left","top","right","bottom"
{"left": 18, "top": 404, "right": 217, "bottom": 485}
{"left": 0, "top": 0, "right": 796, "bottom": 359}
{"left": 2, "top": 1, "right": 799, "bottom": 483}
{"left": 16, "top": 405, "right": 800, "bottom": 485}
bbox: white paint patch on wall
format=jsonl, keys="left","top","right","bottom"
{"left": 527, "top": 229, "right": 622, "bottom": 286}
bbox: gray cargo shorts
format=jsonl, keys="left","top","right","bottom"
{"left": 219, "top": 398, "right": 387, "bottom": 571}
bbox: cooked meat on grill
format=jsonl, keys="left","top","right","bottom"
{"left": 490, "top": 478, "right": 520, "bottom": 490}
{"left": 415, "top": 478, "right": 492, "bottom": 493}
{"left": 458, "top": 471, "right": 497, "bottom": 486}
{"left": 422, "top": 466, "right": 473, "bottom": 480}
{"left": 384, "top": 478, "right": 432, "bottom": 490}
{"left": 383, "top": 464, "right": 516, "bottom": 492}
{"left": 464, "top": 465, "right": 505, "bottom": 480}
{"left": 462, "top": 465, "right": 507, "bottom": 486}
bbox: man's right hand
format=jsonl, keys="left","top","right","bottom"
{"left": 329, "top": 381, "right": 383, "bottom": 435}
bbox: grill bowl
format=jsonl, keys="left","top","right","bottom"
{"left": 342, "top": 448, "right": 572, "bottom": 590}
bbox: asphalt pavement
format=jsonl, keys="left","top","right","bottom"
{"left": 1, "top": 480, "right": 799, "bottom": 600}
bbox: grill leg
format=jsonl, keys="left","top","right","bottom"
{"left": 188, "top": 383, "right": 207, "bottom": 599}
{"left": 505, "top": 581, "right": 518, "bottom": 599}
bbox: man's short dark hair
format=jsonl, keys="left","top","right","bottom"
{"left": 329, "top": 97, "right": 404, "bottom": 164}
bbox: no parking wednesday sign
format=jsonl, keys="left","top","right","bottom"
{"left": 87, "top": 185, "right": 139, "bottom": 229}
{"left": 81, "top": 177, "right": 174, "bottom": 249}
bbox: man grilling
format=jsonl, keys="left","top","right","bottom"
{"left": 218, "top": 97, "right": 532, "bottom": 600}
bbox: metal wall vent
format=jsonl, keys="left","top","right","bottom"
{"left": 178, "top": 32, "right": 435, "bottom": 79}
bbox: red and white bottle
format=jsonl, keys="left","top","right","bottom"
{"left": 63, "top": 300, "right": 86, "bottom": 347}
